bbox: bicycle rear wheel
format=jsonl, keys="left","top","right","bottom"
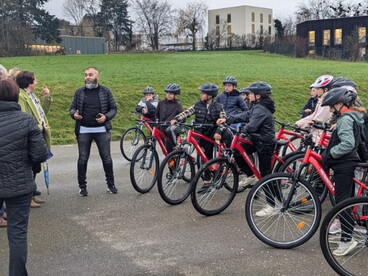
{"left": 157, "top": 150, "right": 195, "bottom": 205}
{"left": 130, "top": 144, "right": 159, "bottom": 193}
{"left": 191, "top": 158, "right": 238, "bottom": 216}
{"left": 245, "top": 172, "right": 321, "bottom": 249}
{"left": 320, "top": 196, "right": 368, "bottom": 276}
{"left": 120, "top": 127, "right": 146, "bottom": 161}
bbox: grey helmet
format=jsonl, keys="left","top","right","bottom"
{"left": 164, "top": 83, "right": 181, "bottom": 95}
{"left": 198, "top": 83, "right": 218, "bottom": 97}
{"left": 331, "top": 77, "right": 357, "bottom": 89}
{"left": 223, "top": 76, "right": 238, "bottom": 86}
{"left": 143, "top": 86, "right": 155, "bottom": 94}
{"left": 321, "top": 87, "right": 357, "bottom": 107}
{"left": 247, "top": 81, "right": 272, "bottom": 97}
{"left": 239, "top": 87, "right": 251, "bottom": 95}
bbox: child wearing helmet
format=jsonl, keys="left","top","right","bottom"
{"left": 156, "top": 83, "right": 183, "bottom": 153}
{"left": 135, "top": 86, "right": 159, "bottom": 120}
{"left": 321, "top": 86, "right": 367, "bottom": 257}
{"left": 239, "top": 87, "right": 252, "bottom": 109}
{"left": 300, "top": 86, "right": 318, "bottom": 118}
{"left": 295, "top": 75, "right": 334, "bottom": 141}
{"left": 218, "top": 81, "right": 276, "bottom": 192}
{"left": 217, "top": 76, "right": 248, "bottom": 116}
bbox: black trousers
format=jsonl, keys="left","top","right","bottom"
{"left": 77, "top": 131, "right": 114, "bottom": 188}
{"left": 0, "top": 192, "right": 32, "bottom": 276}
{"left": 32, "top": 163, "right": 41, "bottom": 195}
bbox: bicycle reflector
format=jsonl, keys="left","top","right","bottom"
{"left": 297, "top": 221, "right": 306, "bottom": 229}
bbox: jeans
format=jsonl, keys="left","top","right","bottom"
{"left": 0, "top": 192, "right": 32, "bottom": 276}
{"left": 77, "top": 131, "right": 114, "bottom": 188}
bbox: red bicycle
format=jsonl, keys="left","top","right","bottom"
{"left": 156, "top": 122, "right": 226, "bottom": 205}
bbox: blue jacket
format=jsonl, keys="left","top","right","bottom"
{"left": 216, "top": 90, "right": 248, "bottom": 116}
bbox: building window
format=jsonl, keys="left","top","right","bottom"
{"left": 359, "top": 27, "right": 366, "bottom": 43}
{"left": 323, "top": 30, "right": 330, "bottom": 46}
{"left": 268, "top": 26, "right": 272, "bottom": 35}
{"left": 260, "top": 25, "right": 263, "bottom": 34}
{"left": 251, "top": 12, "right": 255, "bottom": 22}
{"left": 216, "top": 26, "right": 220, "bottom": 35}
{"left": 335, "top": 28, "right": 342, "bottom": 45}
{"left": 227, "top": 14, "right": 231, "bottom": 23}
{"left": 216, "top": 15, "right": 219, "bottom": 24}
{"left": 309, "top": 31, "right": 315, "bottom": 46}
{"left": 252, "top": 24, "right": 255, "bottom": 34}
{"left": 309, "top": 49, "right": 315, "bottom": 55}
{"left": 268, "top": 14, "right": 272, "bottom": 24}
{"left": 360, "top": 47, "right": 366, "bottom": 58}
{"left": 227, "top": 25, "right": 231, "bottom": 35}
{"left": 260, "top": 13, "right": 263, "bottom": 23}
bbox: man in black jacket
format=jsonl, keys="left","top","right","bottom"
{"left": 70, "top": 67, "right": 118, "bottom": 196}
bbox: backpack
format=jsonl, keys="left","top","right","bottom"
{"left": 345, "top": 113, "right": 368, "bottom": 161}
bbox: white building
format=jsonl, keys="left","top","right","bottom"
{"left": 208, "top": 5, "right": 274, "bottom": 48}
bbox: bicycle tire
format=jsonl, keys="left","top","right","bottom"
{"left": 279, "top": 152, "right": 328, "bottom": 203}
{"left": 320, "top": 196, "right": 368, "bottom": 276}
{"left": 130, "top": 144, "right": 159, "bottom": 193}
{"left": 120, "top": 127, "right": 147, "bottom": 161}
{"left": 157, "top": 149, "right": 195, "bottom": 205}
{"left": 245, "top": 172, "right": 321, "bottom": 249}
{"left": 191, "top": 157, "right": 238, "bottom": 216}
{"left": 281, "top": 136, "right": 304, "bottom": 157}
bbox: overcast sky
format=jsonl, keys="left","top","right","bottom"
{"left": 44, "top": 0, "right": 299, "bottom": 21}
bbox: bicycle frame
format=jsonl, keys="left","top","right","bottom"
{"left": 276, "top": 126, "right": 304, "bottom": 152}
{"left": 150, "top": 125, "right": 170, "bottom": 156}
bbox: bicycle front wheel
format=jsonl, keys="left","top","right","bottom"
{"left": 320, "top": 196, "right": 368, "bottom": 276}
{"left": 120, "top": 127, "right": 146, "bottom": 161}
{"left": 157, "top": 150, "right": 195, "bottom": 205}
{"left": 191, "top": 158, "right": 239, "bottom": 216}
{"left": 245, "top": 172, "right": 321, "bottom": 249}
{"left": 130, "top": 144, "right": 159, "bottom": 193}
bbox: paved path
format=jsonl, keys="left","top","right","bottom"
{"left": 1, "top": 142, "right": 338, "bottom": 276}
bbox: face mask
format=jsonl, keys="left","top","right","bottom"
{"left": 85, "top": 78, "right": 97, "bottom": 89}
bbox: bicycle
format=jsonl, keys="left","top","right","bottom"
{"left": 129, "top": 121, "right": 171, "bottom": 193}
{"left": 245, "top": 124, "right": 368, "bottom": 249}
{"left": 275, "top": 119, "right": 306, "bottom": 157}
{"left": 156, "top": 122, "right": 226, "bottom": 205}
{"left": 320, "top": 196, "right": 368, "bottom": 276}
{"left": 120, "top": 112, "right": 152, "bottom": 161}
{"left": 190, "top": 125, "right": 294, "bottom": 216}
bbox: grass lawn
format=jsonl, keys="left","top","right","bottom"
{"left": 1, "top": 50, "right": 368, "bottom": 145}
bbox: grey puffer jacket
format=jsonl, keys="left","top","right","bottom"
{"left": 0, "top": 101, "right": 48, "bottom": 198}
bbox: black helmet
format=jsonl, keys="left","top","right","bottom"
{"left": 239, "top": 87, "right": 251, "bottom": 95}
{"left": 223, "top": 76, "right": 237, "bottom": 86}
{"left": 321, "top": 87, "right": 357, "bottom": 107}
{"left": 247, "top": 81, "right": 272, "bottom": 97}
{"left": 164, "top": 83, "right": 181, "bottom": 95}
{"left": 143, "top": 86, "right": 155, "bottom": 94}
{"left": 331, "top": 77, "right": 357, "bottom": 89}
{"left": 199, "top": 83, "right": 218, "bottom": 97}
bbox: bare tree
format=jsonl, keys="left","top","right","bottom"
{"left": 133, "top": 0, "right": 174, "bottom": 50}
{"left": 177, "top": 1, "right": 207, "bottom": 50}
{"left": 344, "top": 29, "right": 363, "bottom": 62}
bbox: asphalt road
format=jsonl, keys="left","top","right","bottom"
{"left": 0, "top": 142, "right": 338, "bottom": 276}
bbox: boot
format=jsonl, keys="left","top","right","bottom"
{"left": 31, "top": 199, "right": 41, "bottom": 208}
{"left": 32, "top": 196, "right": 45, "bottom": 204}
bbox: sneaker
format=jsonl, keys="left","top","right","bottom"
{"left": 239, "top": 175, "right": 257, "bottom": 187}
{"left": 78, "top": 188, "right": 88, "bottom": 197}
{"left": 332, "top": 239, "right": 358, "bottom": 256}
{"left": 353, "top": 225, "right": 367, "bottom": 234}
{"left": 107, "top": 185, "right": 118, "bottom": 194}
{"left": 255, "top": 205, "right": 277, "bottom": 217}
{"left": 329, "top": 219, "right": 341, "bottom": 235}
{"left": 31, "top": 199, "right": 41, "bottom": 208}
{"left": 197, "top": 181, "right": 211, "bottom": 194}
{"left": 0, "top": 218, "right": 7, "bottom": 228}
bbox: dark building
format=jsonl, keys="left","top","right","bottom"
{"left": 297, "top": 16, "right": 368, "bottom": 59}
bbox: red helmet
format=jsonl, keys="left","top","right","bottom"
{"left": 311, "top": 75, "right": 333, "bottom": 89}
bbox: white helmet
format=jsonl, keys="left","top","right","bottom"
{"left": 311, "top": 75, "right": 333, "bottom": 88}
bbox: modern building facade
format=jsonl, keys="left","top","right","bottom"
{"left": 297, "top": 16, "right": 368, "bottom": 59}
{"left": 208, "top": 5, "right": 274, "bottom": 48}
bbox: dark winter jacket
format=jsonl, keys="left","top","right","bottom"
{"left": 216, "top": 90, "right": 248, "bottom": 116}
{"left": 135, "top": 95, "right": 159, "bottom": 120}
{"left": 156, "top": 98, "right": 183, "bottom": 122}
{"left": 228, "top": 98, "right": 276, "bottom": 146}
{"left": 69, "top": 85, "right": 117, "bottom": 136}
{"left": 0, "top": 101, "right": 48, "bottom": 198}
{"left": 300, "top": 97, "right": 318, "bottom": 118}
